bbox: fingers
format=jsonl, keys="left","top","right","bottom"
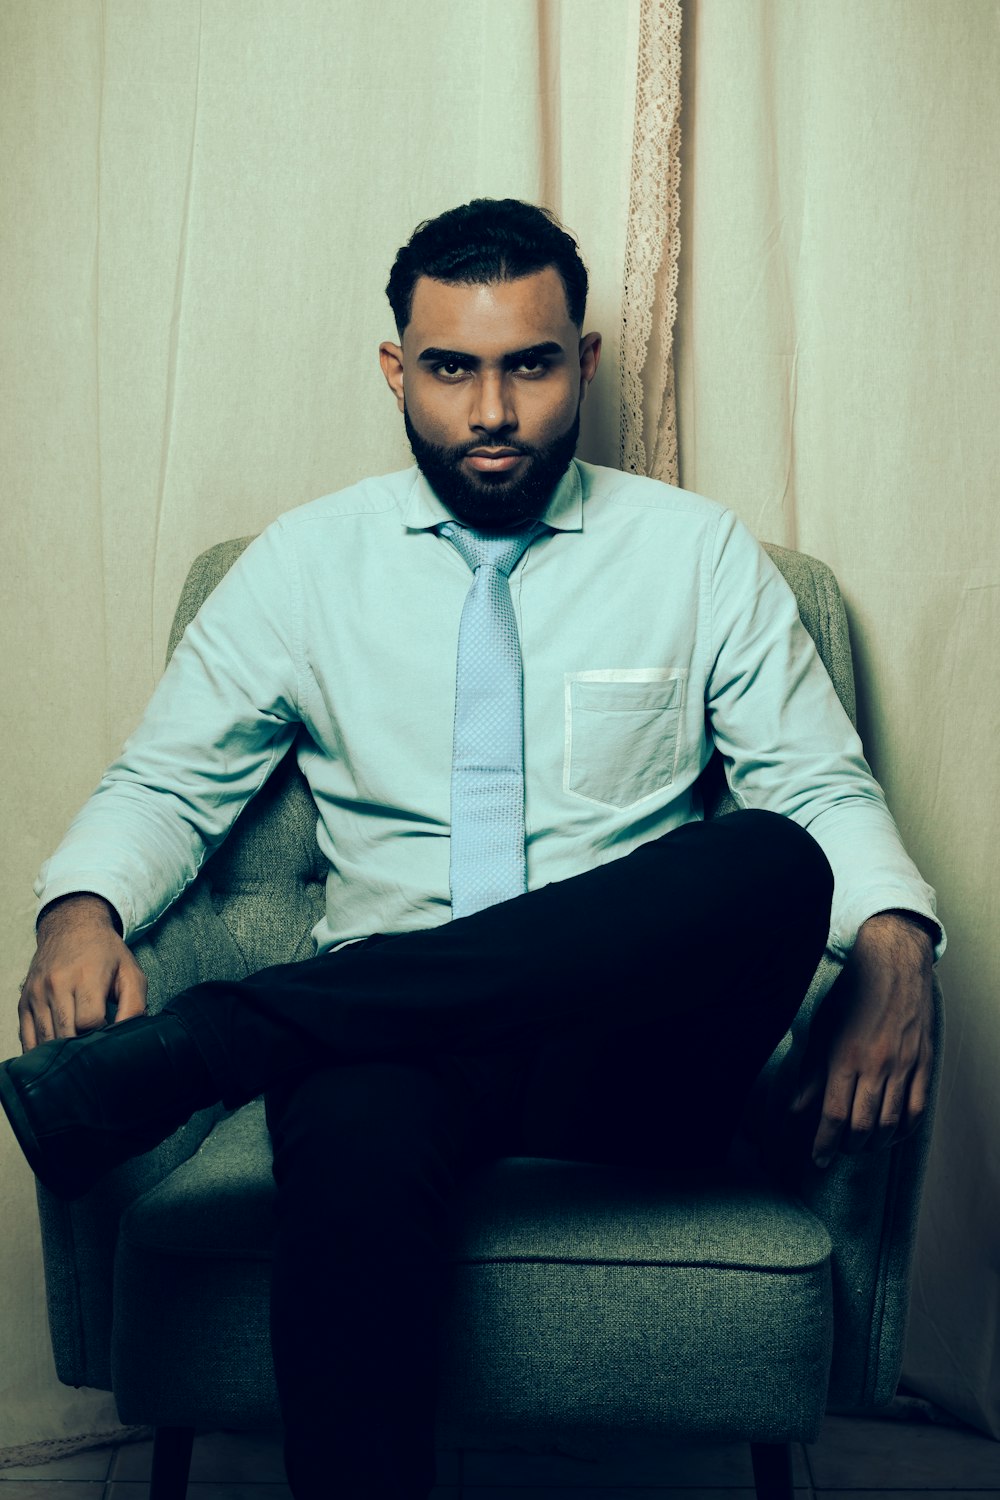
{"left": 847, "top": 1076, "right": 888, "bottom": 1153}
{"left": 51, "top": 990, "right": 85, "bottom": 1038}
{"left": 811, "top": 1051, "right": 933, "bottom": 1166}
{"left": 895, "top": 1036, "right": 934, "bottom": 1143}
{"left": 850, "top": 1026, "right": 934, "bottom": 1152}
{"left": 18, "top": 978, "right": 74, "bottom": 1049}
{"left": 812, "top": 1060, "right": 892, "bottom": 1164}
{"left": 814, "top": 1068, "right": 899, "bottom": 1165}
{"left": 112, "top": 957, "right": 148, "bottom": 1025}
{"left": 17, "top": 958, "right": 120, "bottom": 1050}
{"left": 810, "top": 1071, "right": 855, "bottom": 1168}
{"left": 17, "top": 992, "right": 37, "bottom": 1054}
{"left": 871, "top": 1075, "right": 906, "bottom": 1151}
{"left": 20, "top": 976, "right": 104, "bottom": 1047}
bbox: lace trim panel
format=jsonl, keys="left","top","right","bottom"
{"left": 619, "top": 0, "right": 683, "bottom": 485}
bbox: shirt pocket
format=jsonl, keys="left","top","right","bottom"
{"left": 564, "top": 668, "right": 688, "bottom": 809}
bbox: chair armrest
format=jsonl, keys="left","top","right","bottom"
{"left": 36, "top": 882, "right": 252, "bottom": 1391}
{"left": 754, "top": 970, "right": 945, "bottom": 1409}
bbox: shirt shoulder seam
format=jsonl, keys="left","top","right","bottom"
{"left": 275, "top": 476, "right": 408, "bottom": 531}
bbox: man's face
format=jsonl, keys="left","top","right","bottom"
{"left": 380, "top": 267, "right": 601, "bottom": 530}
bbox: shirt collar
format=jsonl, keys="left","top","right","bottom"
{"left": 402, "top": 460, "right": 584, "bottom": 534}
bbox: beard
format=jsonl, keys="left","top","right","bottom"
{"left": 404, "top": 403, "right": 581, "bottom": 531}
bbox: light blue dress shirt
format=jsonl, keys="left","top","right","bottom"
{"left": 35, "top": 461, "right": 942, "bottom": 961}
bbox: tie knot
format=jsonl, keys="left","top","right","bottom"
{"left": 440, "top": 521, "right": 544, "bottom": 577}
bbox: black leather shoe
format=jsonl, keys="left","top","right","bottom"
{"left": 0, "top": 1013, "right": 218, "bottom": 1201}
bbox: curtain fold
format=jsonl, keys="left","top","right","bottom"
{"left": 672, "top": 0, "right": 1000, "bottom": 1438}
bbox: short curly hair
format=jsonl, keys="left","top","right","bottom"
{"left": 386, "top": 198, "right": 588, "bottom": 334}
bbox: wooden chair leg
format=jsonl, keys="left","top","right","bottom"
{"left": 149, "top": 1425, "right": 195, "bottom": 1500}
{"left": 749, "top": 1440, "right": 794, "bottom": 1500}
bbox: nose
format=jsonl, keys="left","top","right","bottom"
{"left": 468, "top": 370, "right": 517, "bottom": 437}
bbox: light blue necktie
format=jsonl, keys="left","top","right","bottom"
{"left": 440, "top": 520, "right": 544, "bottom": 918}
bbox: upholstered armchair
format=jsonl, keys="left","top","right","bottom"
{"left": 33, "top": 538, "right": 942, "bottom": 1500}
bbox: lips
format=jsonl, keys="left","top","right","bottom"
{"left": 464, "top": 448, "right": 526, "bottom": 473}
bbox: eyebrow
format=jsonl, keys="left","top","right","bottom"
{"left": 416, "top": 341, "right": 566, "bottom": 368}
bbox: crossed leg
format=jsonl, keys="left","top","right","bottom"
{"left": 167, "top": 810, "right": 833, "bottom": 1113}
{"left": 249, "top": 810, "right": 832, "bottom": 1499}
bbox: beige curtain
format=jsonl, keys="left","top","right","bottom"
{"left": 674, "top": 0, "right": 1000, "bottom": 1438}
{"left": 0, "top": 0, "right": 677, "bottom": 1458}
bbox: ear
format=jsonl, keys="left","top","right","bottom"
{"left": 578, "top": 332, "right": 602, "bottom": 402}
{"left": 379, "top": 341, "right": 406, "bottom": 412}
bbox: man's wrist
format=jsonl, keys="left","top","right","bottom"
{"left": 37, "top": 892, "right": 123, "bottom": 937}
{"left": 856, "top": 909, "right": 938, "bottom": 965}
{"left": 869, "top": 908, "right": 938, "bottom": 941}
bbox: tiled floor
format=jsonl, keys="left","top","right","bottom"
{"left": 0, "top": 1413, "right": 998, "bottom": 1498}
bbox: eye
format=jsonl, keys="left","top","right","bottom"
{"left": 432, "top": 358, "right": 471, "bottom": 382}
{"left": 513, "top": 354, "right": 550, "bottom": 378}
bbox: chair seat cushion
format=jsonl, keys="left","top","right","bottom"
{"left": 113, "top": 1099, "right": 834, "bottom": 1443}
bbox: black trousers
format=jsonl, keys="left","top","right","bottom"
{"left": 166, "top": 809, "right": 833, "bottom": 1500}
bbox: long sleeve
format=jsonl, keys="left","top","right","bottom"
{"left": 705, "top": 510, "right": 942, "bottom": 961}
{"left": 34, "top": 524, "right": 303, "bottom": 941}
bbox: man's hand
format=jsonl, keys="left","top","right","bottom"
{"left": 790, "top": 911, "right": 935, "bottom": 1167}
{"left": 17, "top": 894, "right": 147, "bottom": 1053}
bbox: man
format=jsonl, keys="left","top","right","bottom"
{"left": 2, "top": 199, "right": 940, "bottom": 1499}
